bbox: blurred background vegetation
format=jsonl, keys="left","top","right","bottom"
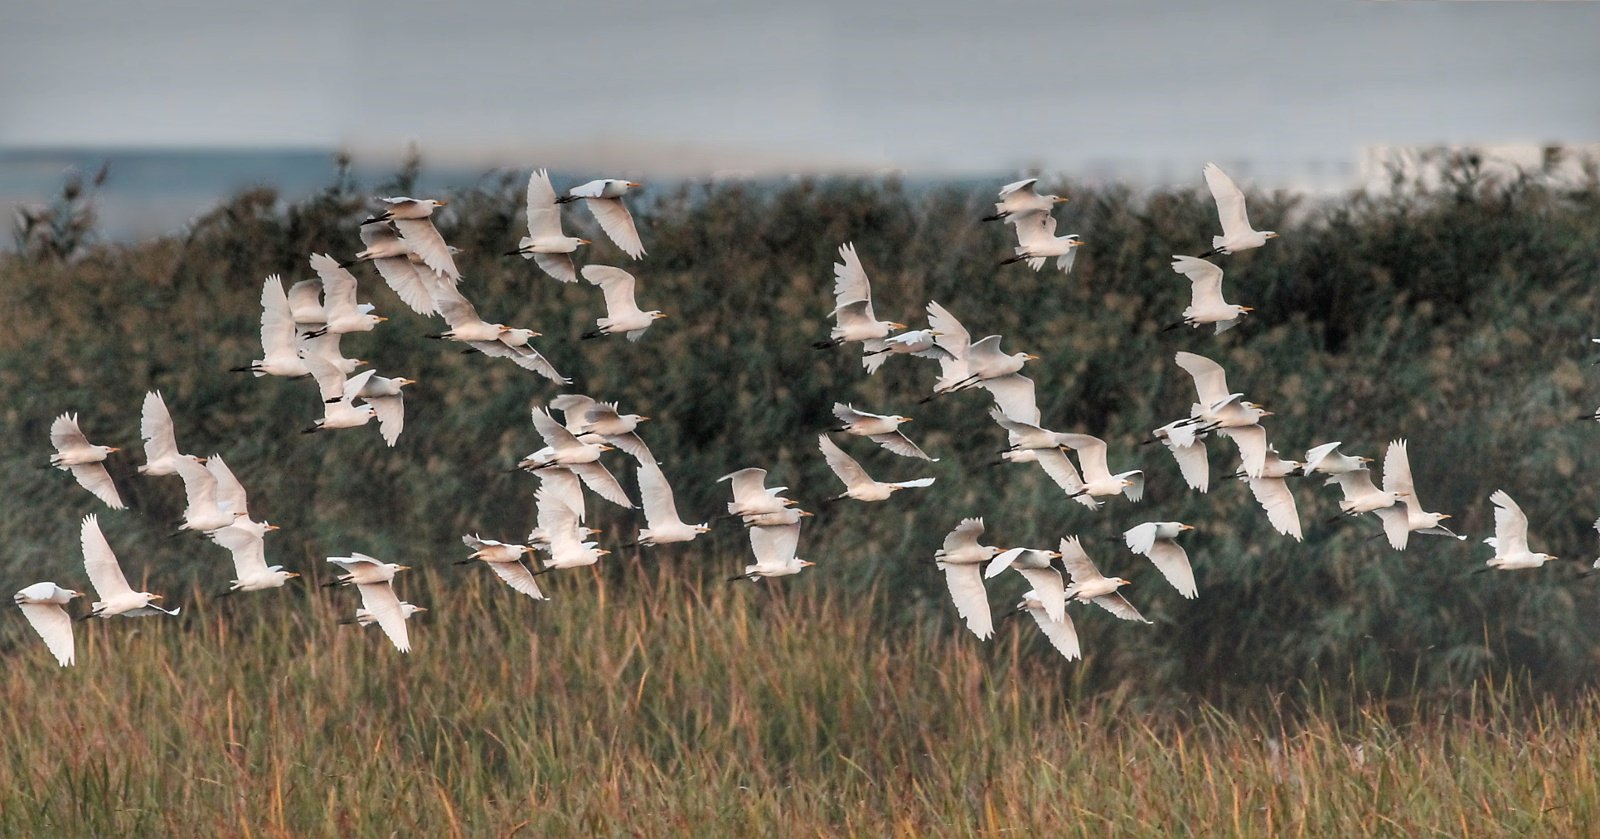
{"left": 4, "top": 148, "right": 1600, "bottom": 711}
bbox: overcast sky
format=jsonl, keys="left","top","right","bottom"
{"left": 3, "top": 0, "right": 1597, "bottom": 178}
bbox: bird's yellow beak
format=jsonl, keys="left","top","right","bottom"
{"left": 1240, "top": 306, "right": 1255, "bottom": 312}
{"left": 799, "top": 511, "right": 815, "bottom": 518}
{"left": 1359, "top": 457, "right": 1375, "bottom": 464}
{"left": 414, "top": 606, "right": 430, "bottom": 612}
{"left": 889, "top": 322, "right": 908, "bottom": 330}
{"left": 626, "top": 182, "right": 642, "bottom": 188}
{"left": 800, "top": 560, "right": 816, "bottom": 567}
{"left": 150, "top": 594, "right": 164, "bottom": 600}
{"left": 266, "top": 524, "right": 281, "bottom": 532}
{"left": 637, "top": 416, "right": 651, "bottom": 422}
{"left": 1439, "top": 514, "right": 1452, "bottom": 520}
{"left": 287, "top": 572, "right": 301, "bottom": 579}
{"left": 1266, "top": 232, "right": 1279, "bottom": 239}
{"left": 1024, "top": 353, "right": 1040, "bottom": 361}
{"left": 436, "top": 200, "right": 449, "bottom": 207}
{"left": 107, "top": 447, "right": 122, "bottom": 453}
{"left": 1053, "top": 196, "right": 1070, "bottom": 203}
{"left": 578, "top": 239, "right": 592, "bottom": 245}
{"left": 397, "top": 565, "right": 412, "bottom": 571}
{"left": 1259, "top": 410, "right": 1274, "bottom": 416}
{"left": 1180, "top": 524, "right": 1195, "bottom": 531}
{"left": 375, "top": 317, "right": 389, "bottom": 323}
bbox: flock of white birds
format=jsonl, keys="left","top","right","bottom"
{"left": 12, "top": 163, "right": 1572, "bottom": 669}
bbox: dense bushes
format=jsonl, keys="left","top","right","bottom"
{"left": 3, "top": 150, "right": 1599, "bottom": 706}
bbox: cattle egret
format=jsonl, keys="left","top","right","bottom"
{"left": 1149, "top": 419, "right": 1211, "bottom": 493}
{"left": 308, "top": 254, "right": 385, "bottom": 336}
{"left": 521, "top": 409, "right": 633, "bottom": 509}
{"left": 1372, "top": 439, "right": 1463, "bottom": 549}
{"left": 50, "top": 413, "right": 124, "bottom": 509}
{"left": 1058, "top": 536, "right": 1149, "bottom": 623}
{"left": 348, "top": 579, "right": 421, "bottom": 653}
{"left": 232, "top": 275, "right": 312, "bottom": 378}
{"left": 925, "top": 303, "right": 1039, "bottom": 397}
{"left": 731, "top": 521, "right": 813, "bottom": 582}
{"left": 460, "top": 535, "right": 544, "bottom": 599}
{"left": 817, "top": 434, "right": 935, "bottom": 502}
{"left": 1328, "top": 465, "right": 1403, "bottom": 520}
{"left": 718, "top": 467, "right": 797, "bottom": 521}
{"left": 349, "top": 373, "right": 413, "bottom": 447}
{"left": 1014, "top": 589, "right": 1081, "bottom": 661}
{"left": 14, "top": 582, "right": 80, "bottom": 666}
{"left": 630, "top": 459, "right": 710, "bottom": 546}
{"left": 137, "top": 391, "right": 191, "bottom": 476}
{"left": 1167, "top": 256, "right": 1252, "bottom": 333}
{"left": 1483, "top": 490, "right": 1557, "bottom": 570}
{"left": 302, "top": 356, "right": 377, "bottom": 433}
{"left": 1123, "top": 522, "right": 1198, "bottom": 599}
{"left": 982, "top": 178, "right": 1066, "bottom": 224}
{"left": 347, "top": 222, "right": 444, "bottom": 316}
{"left": 526, "top": 469, "right": 602, "bottom": 544}
{"left": 559, "top": 178, "right": 646, "bottom": 259}
{"left": 548, "top": 394, "right": 651, "bottom": 459}
{"left": 1303, "top": 442, "right": 1372, "bottom": 477}
{"left": 508, "top": 169, "right": 587, "bottom": 282}
{"left": 831, "top": 403, "right": 937, "bottom": 461}
{"left": 80, "top": 515, "right": 179, "bottom": 618}
{"left": 1198, "top": 163, "right": 1278, "bottom": 257}
{"left": 580, "top": 265, "right": 666, "bottom": 340}
{"left": 815, "top": 242, "right": 904, "bottom": 351}
{"left": 1058, "top": 433, "right": 1144, "bottom": 507}
{"left": 533, "top": 488, "right": 611, "bottom": 571}
{"left": 1002, "top": 213, "right": 1082, "bottom": 272}
{"left": 362, "top": 197, "right": 460, "bottom": 282}
{"left": 1240, "top": 448, "right": 1304, "bottom": 541}
{"left": 173, "top": 455, "right": 246, "bottom": 533}
{"left": 862, "top": 328, "right": 950, "bottom": 375}
{"left": 324, "top": 553, "right": 410, "bottom": 587}
{"left": 211, "top": 521, "right": 294, "bottom": 594}
{"left": 934, "top": 518, "right": 1001, "bottom": 640}
{"left": 426, "top": 281, "right": 567, "bottom": 383}
{"left": 984, "top": 547, "right": 1067, "bottom": 622}
{"left": 343, "top": 602, "right": 428, "bottom": 651}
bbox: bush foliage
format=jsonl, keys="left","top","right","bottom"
{"left": 3, "top": 149, "right": 1600, "bottom": 711}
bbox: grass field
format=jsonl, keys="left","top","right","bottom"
{"left": 6, "top": 154, "right": 1600, "bottom": 834}
{"left": 3, "top": 563, "right": 1598, "bottom": 837}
